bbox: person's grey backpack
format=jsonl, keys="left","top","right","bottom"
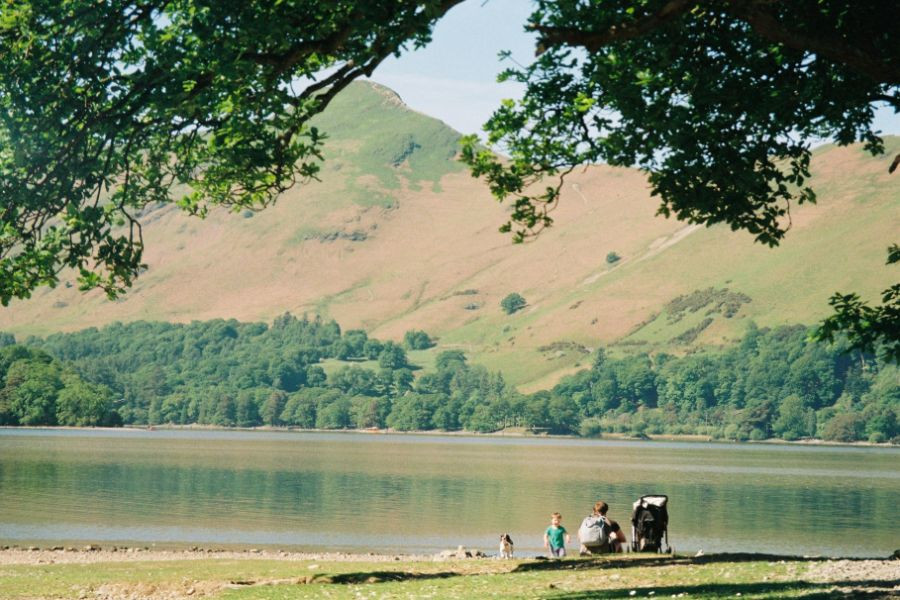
{"left": 578, "top": 514, "right": 610, "bottom": 546}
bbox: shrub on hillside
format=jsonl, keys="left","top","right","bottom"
{"left": 500, "top": 293, "right": 527, "bottom": 315}
{"left": 403, "top": 330, "right": 434, "bottom": 350}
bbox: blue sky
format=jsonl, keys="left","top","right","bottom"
{"left": 369, "top": 0, "right": 900, "bottom": 138}
{"left": 370, "top": 0, "right": 532, "bottom": 136}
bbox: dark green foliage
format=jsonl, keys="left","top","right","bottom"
{"left": 25, "top": 313, "right": 348, "bottom": 425}
{"left": 435, "top": 351, "right": 467, "bottom": 371}
{"left": 351, "top": 395, "right": 392, "bottom": 429}
{"left": 377, "top": 342, "right": 409, "bottom": 370}
{"left": 816, "top": 245, "right": 900, "bottom": 363}
{"left": 56, "top": 376, "right": 116, "bottom": 426}
{"left": 606, "top": 252, "right": 621, "bottom": 264}
{"left": 772, "top": 395, "right": 816, "bottom": 441}
{"left": 8, "top": 314, "right": 897, "bottom": 442}
{"left": 281, "top": 388, "right": 334, "bottom": 428}
{"left": 363, "top": 339, "right": 384, "bottom": 360}
{"left": 302, "top": 229, "right": 369, "bottom": 243}
{"left": 553, "top": 324, "right": 897, "bottom": 442}
{"left": 332, "top": 329, "right": 369, "bottom": 360}
{"left": 315, "top": 396, "right": 353, "bottom": 429}
{"left": 260, "top": 391, "right": 286, "bottom": 426}
{"left": 403, "top": 330, "right": 435, "bottom": 350}
{"left": 500, "top": 293, "right": 527, "bottom": 315}
{"left": 665, "top": 288, "right": 752, "bottom": 323}
{"left": 670, "top": 317, "right": 714, "bottom": 345}
{"left": 13, "top": 314, "right": 518, "bottom": 433}
{"left": 0, "top": 345, "right": 116, "bottom": 426}
{"left": 387, "top": 393, "right": 438, "bottom": 431}
{"left": 538, "top": 341, "right": 590, "bottom": 356}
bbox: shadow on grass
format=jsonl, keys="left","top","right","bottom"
{"left": 513, "top": 553, "right": 849, "bottom": 574}
{"left": 546, "top": 579, "right": 898, "bottom": 599}
{"left": 288, "top": 554, "right": 894, "bottom": 592}
{"left": 321, "top": 570, "right": 458, "bottom": 585}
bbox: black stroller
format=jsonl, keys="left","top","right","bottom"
{"left": 630, "top": 495, "right": 671, "bottom": 553}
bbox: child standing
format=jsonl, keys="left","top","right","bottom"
{"left": 543, "top": 512, "right": 570, "bottom": 558}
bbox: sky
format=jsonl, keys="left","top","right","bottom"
{"left": 368, "top": 0, "right": 900, "bottom": 138}
{"left": 369, "top": 0, "right": 533, "bottom": 136}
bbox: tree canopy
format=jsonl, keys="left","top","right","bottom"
{"left": 500, "top": 292, "right": 527, "bottom": 315}
{"left": 0, "top": 0, "right": 897, "bottom": 355}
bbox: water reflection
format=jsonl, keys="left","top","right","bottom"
{"left": 1, "top": 429, "right": 897, "bottom": 556}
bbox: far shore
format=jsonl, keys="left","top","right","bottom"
{"left": 2, "top": 424, "right": 896, "bottom": 448}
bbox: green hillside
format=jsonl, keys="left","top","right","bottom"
{"left": 312, "top": 82, "right": 464, "bottom": 196}
{"left": 0, "top": 81, "right": 896, "bottom": 389}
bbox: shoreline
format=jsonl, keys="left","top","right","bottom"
{"left": 2, "top": 424, "right": 896, "bottom": 448}
{"left": 0, "top": 546, "right": 432, "bottom": 566}
{"left": 1, "top": 544, "right": 897, "bottom": 565}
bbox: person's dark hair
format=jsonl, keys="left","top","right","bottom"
{"left": 593, "top": 501, "right": 608, "bottom": 516}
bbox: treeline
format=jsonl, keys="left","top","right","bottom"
{"left": 0, "top": 343, "right": 120, "bottom": 426}
{"left": 556, "top": 324, "right": 897, "bottom": 443}
{"left": 0, "top": 318, "right": 896, "bottom": 443}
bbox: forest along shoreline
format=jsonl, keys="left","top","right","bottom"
{"left": 3, "top": 318, "right": 896, "bottom": 446}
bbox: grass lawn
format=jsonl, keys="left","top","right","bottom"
{"left": 1, "top": 552, "right": 894, "bottom": 599}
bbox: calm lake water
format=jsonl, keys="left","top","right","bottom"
{"left": 1, "top": 428, "right": 897, "bottom": 557}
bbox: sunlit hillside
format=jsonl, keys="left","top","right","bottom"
{"left": 2, "top": 82, "right": 897, "bottom": 388}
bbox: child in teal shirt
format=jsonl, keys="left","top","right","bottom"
{"left": 543, "top": 512, "right": 570, "bottom": 558}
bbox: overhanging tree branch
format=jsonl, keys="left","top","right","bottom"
{"left": 729, "top": 3, "right": 900, "bottom": 85}
{"left": 531, "top": 0, "right": 694, "bottom": 54}
{"left": 533, "top": 0, "right": 900, "bottom": 85}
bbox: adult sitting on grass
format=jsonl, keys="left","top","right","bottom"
{"left": 578, "top": 501, "right": 626, "bottom": 555}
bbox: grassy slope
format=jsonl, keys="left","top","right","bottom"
{"left": 0, "top": 552, "right": 894, "bottom": 599}
{"left": 0, "top": 81, "right": 896, "bottom": 388}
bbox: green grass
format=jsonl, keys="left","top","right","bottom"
{"left": 311, "top": 81, "right": 464, "bottom": 207}
{"left": 1, "top": 553, "right": 889, "bottom": 599}
{"left": 318, "top": 348, "right": 436, "bottom": 379}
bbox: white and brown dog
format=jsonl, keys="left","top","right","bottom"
{"left": 498, "top": 533, "right": 514, "bottom": 559}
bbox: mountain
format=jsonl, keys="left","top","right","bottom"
{"left": 2, "top": 81, "right": 897, "bottom": 388}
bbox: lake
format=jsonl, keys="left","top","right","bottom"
{"left": 1, "top": 428, "right": 897, "bottom": 557}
